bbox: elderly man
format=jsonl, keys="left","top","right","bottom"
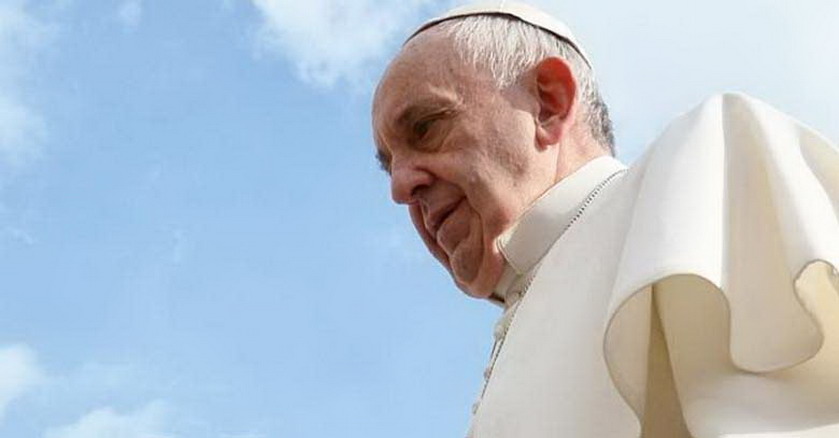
{"left": 372, "top": 2, "right": 839, "bottom": 437}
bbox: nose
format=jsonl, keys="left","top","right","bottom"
{"left": 390, "top": 158, "right": 433, "bottom": 205}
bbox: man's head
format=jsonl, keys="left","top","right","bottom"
{"left": 372, "top": 4, "right": 613, "bottom": 298}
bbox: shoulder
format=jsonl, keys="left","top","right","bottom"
{"left": 639, "top": 92, "right": 835, "bottom": 164}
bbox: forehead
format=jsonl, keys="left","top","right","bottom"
{"left": 372, "top": 31, "right": 491, "bottom": 132}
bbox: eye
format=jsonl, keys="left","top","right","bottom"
{"left": 413, "top": 117, "right": 435, "bottom": 139}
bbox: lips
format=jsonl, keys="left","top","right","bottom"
{"left": 426, "top": 198, "right": 463, "bottom": 241}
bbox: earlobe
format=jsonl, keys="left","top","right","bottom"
{"left": 533, "top": 57, "right": 576, "bottom": 149}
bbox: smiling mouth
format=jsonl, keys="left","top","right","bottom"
{"left": 430, "top": 199, "right": 463, "bottom": 241}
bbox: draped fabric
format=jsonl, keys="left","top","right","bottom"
{"left": 470, "top": 93, "right": 839, "bottom": 437}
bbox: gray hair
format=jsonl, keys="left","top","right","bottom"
{"left": 434, "top": 15, "right": 615, "bottom": 155}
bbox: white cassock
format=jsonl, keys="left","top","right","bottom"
{"left": 467, "top": 93, "right": 839, "bottom": 438}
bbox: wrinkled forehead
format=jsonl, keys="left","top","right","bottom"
{"left": 375, "top": 31, "right": 455, "bottom": 106}
{"left": 372, "top": 30, "right": 489, "bottom": 130}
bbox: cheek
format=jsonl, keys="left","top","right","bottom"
{"left": 467, "top": 181, "right": 520, "bottom": 244}
{"left": 437, "top": 203, "right": 471, "bottom": 254}
{"left": 449, "top": 211, "right": 485, "bottom": 283}
{"left": 456, "top": 143, "right": 534, "bottom": 236}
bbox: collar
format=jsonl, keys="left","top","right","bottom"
{"left": 488, "top": 155, "right": 627, "bottom": 306}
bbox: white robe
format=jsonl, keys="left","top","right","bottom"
{"left": 468, "top": 93, "right": 839, "bottom": 437}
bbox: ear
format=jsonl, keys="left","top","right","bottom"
{"left": 532, "top": 57, "right": 576, "bottom": 150}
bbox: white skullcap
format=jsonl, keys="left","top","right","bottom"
{"left": 406, "top": 1, "right": 593, "bottom": 69}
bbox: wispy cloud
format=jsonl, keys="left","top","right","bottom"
{"left": 0, "top": 344, "right": 43, "bottom": 421}
{"left": 44, "top": 401, "right": 175, "bottom": 438}
{"left": 0, "top": 0, "right": 51, "bottom": 171}
{"left": 116, "top": 0, "right": 143, "bottom": 30}
{"left": 249, "top": 0, "right": 439, "bottom": 89}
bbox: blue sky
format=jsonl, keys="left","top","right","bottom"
{"left": 0, "top": 0, "right": 837, "bottom": 437}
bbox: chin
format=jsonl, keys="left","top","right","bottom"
{"left": 442, "top": 216, "right": 506, "bottom": 299}
{"left": 452, "top": 250, "right": 505, "bottom": 299}
{"left": 457, "top": 281, "right": 495, "bottom": 299}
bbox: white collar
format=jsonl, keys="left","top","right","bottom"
{"left": 489, "top": 156, "right": 627, "bottom": 306}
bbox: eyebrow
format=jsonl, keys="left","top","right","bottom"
{"left": 374, "top": 95, "right": 462, "bottom": 174}
{"left": 395, "top": 98, "right": 459, "bottom": 130}
{"left": 375, "top": 145, "right": 392, "bottom": 174}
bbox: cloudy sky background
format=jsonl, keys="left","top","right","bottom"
{"left": 0, "top": 0, "right": 837, "bottom": 437}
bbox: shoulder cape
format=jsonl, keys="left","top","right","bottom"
{"left": 605, "top": 93, "right": 839, "bottom": 435}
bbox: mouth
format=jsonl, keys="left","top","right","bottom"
{"left": 427, "top": 198, "right": 463, "bottom": 241}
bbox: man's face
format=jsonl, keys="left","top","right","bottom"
{"left": 372, "top": 32, "right": 558, "bottom": 298}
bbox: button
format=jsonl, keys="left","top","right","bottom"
{"left": 493, "top": 321, "right": 506, "bottom": 340}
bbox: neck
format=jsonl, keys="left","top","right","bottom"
{"left": 552, "top": 134, "right": 609, "bottom": 184}
{"left": 488, "top": 155, "right": 627, "bottom": 307}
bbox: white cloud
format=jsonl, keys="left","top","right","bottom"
{"left": 0, "top": 344, "right": 44, "bottom": 421}
{"left": 44, "top": 401, "right": 175, "bottom": 438}
{"left": 249, "top": 0, "right": 438, "bottom": 88}
{"left": 0, "top": 0, "right": 50, "bottom": 171}
{"left": 117, "top": 0, "right": 143, "bottom": 30}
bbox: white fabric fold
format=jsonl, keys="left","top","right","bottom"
{"left": 604, "top": 93, "right": 839, "bottom": 436}
{"left": 470, "top": 93, "right": 839, "bottom": 437}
